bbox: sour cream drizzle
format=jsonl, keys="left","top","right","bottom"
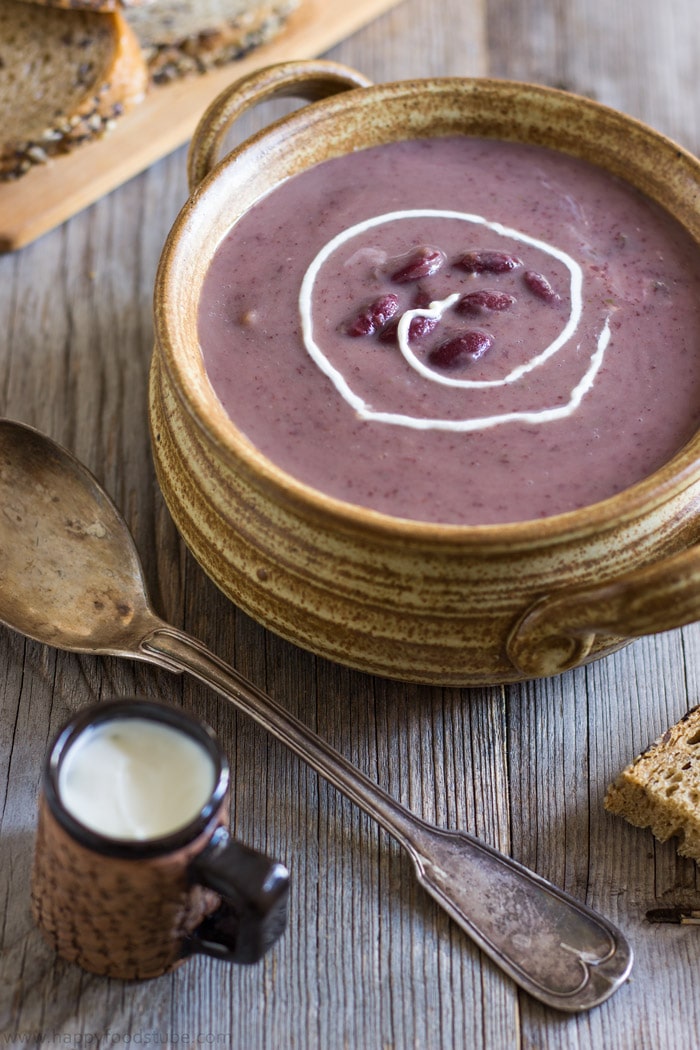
{"left": 299, "top": 209, "right": 612, "bottom": 431}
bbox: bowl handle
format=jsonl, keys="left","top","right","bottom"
{"left": 507, "top": 543, "right": 700, "bottom": 677}
{"left": 187, "top": 59, "right": 374, "bottom": 191}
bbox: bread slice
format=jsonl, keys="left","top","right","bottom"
{"left": 15, "top": 1, "right": 148, "bottom": 9}
{"left": 125, "top": 0, "right": 299, "bottom": 84}
{"left": 0, "top": 1, "right": 148, "bottom": 179}
{"left": 605, "top": 705, "right": 700, "bottom": 861}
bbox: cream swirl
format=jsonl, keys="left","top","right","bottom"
{"left": 299, "top": 209, "right": 612, "bottom": 431}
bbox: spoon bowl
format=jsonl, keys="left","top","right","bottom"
{"left": 0, "top": 419, "right": 161, "bottom": 655}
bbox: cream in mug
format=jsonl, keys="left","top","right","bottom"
{"left": 58, "top": 717, "right": 217, "bottom": 840}
{"left": 198, "top": 136, "right": 700, "bottom": 525}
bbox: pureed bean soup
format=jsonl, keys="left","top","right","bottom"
{"left": 198, "top": 136, "right": 700, "bottom": 525}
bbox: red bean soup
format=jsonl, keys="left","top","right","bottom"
{"left": 197, "top": 136, "right": 700, "bottom": 525}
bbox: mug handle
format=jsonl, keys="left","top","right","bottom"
{"left": 185, "top": 827, "right": 290, "bottom": 964}
{"left": 187, "top": 59, "right": 374, "bottom": 191}
{"left": 507, "top": 543, "right": 700, "bottom": 677}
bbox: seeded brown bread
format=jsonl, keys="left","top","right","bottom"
{"left": 125, "top": 0, "right": 299, "bottom": 83}
{"left": 0, "top": 1, "right": 148, "bottom": 179}
{"left": 604, "top": 705, "right": 700, "bottom": 861}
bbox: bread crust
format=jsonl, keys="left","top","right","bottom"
{"left": 0, "top": 5, "right": 148, "bottom": 179}
{"left": 14, "top": 1, "right": 148, "bottom": 10}
{"left": 126, "top": 1, "right": 298, "bottom": 83}
{"left": 605, "top": 705, "right": 700, "bottom": 861}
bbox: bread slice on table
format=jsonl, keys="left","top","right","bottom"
{"left": 124, "top": 0, "right": 299, "bottom": 83}
{"left": 0, "top": 0, "right": 148, "bottom": 179}
{"left": 605, "top": 705, "right": 700, "bottom": 861}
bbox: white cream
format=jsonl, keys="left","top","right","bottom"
{"left": 58, "top": 717, "right": 217, "bottom": 841}
{"left": 298, "top": 209, "right": 612, "bottom": 431}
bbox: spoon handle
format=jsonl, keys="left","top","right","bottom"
{"left": 141, "top": 625, "right": 632, "bottom": 1011}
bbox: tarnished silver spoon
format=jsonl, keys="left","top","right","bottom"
{"left": 0, "top": 417, "right": 632, "bottom": 1010}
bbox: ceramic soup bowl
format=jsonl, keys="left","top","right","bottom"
{"left": 150, "top": 59, "right": 700, "bottom": 686}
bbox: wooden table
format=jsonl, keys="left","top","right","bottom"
{"left": 2, "top": 1, "right": 699, "bottom": 1046}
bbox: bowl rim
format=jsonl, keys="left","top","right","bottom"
{"left": 153, "top": 71, "right": 700, "bottom": 546}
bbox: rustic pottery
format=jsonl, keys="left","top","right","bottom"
{"left": 149, "top": 59, "right": 700, "bottom": 686}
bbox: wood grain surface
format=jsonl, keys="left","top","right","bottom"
{"left": 1, "top": 1, "right": 700, "bottom": 1048}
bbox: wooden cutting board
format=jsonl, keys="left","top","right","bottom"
{"left": 0, "top": 0, "right": 402, "bottom": 252}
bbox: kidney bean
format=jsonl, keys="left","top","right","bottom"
{"left": 455, "top": 290, "right": 517, "bottom": 314}
{"left": 523, "top": 270, "right": 561, "bottom": 303}
{"left": 428, "top": 330, "right": 494, "bottom": 369}
{"left": 344, "top": 294, "right": 400, "bottom": 336}
{"left": 456, "top": 250, "right": 522, "bottom": 274}
{"left": 390, "top": 246, "right": 446, "bottom": 283}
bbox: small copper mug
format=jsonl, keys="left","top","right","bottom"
{"left": 31, "top": 698, "right": 289, "bottom": 980}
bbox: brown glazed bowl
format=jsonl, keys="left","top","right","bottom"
{"left": 150, "top": 59, "right": 700, "bottom": 686}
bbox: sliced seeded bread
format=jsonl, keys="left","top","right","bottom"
{"left": 124, "top": 0, "right": 299, "bottom": 83}
{"left": 605, "top": 705, "right": 700, "bottom": 861}
{"left": 0, "top": 0, "right": 148, "bottom": 179}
